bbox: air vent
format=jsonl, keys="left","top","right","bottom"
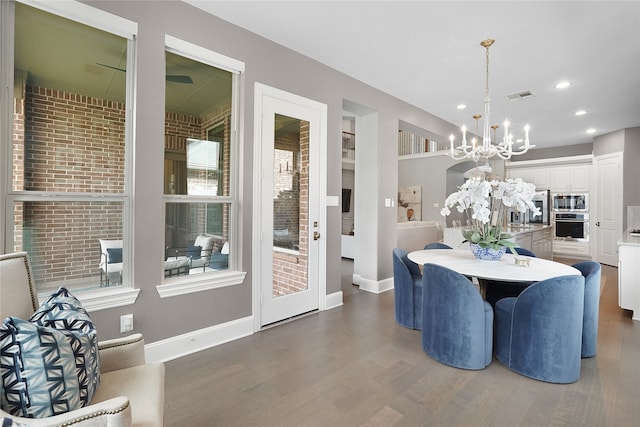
{"left": 505, "top": 90, "right": 535, "bottom": 102}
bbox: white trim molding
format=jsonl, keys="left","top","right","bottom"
{"left": 38, "top": 286, "right": 141, "bottom": 313}
{"left": 325, "top": 291, "right": 343, "bottom": 310}
{"left": 358, "top": 276, "right": 394, "bottom": 294}
{"left": 145, "top": 315, "right": 254, "bottom": 363}
{"left": 156, "top": 270, "right": 246, "bottom": 298}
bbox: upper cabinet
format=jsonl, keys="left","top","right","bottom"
{"left": 507, "top": 155, "right": 593, "bottom": 193}
{"left": 509, "top": 166, "right": 550, "bottom": 190}
{"left": 549, "top": 164, "right": 591, "bottom": 193}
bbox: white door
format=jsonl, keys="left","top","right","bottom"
{"left": 593, "top": 153, "right": 622, "bottom": 266}
{"left": 254, "top": 84, "right": 327, "bottom": 327}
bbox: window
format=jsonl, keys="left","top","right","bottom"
{"left": 4, "top": 1, "right": 136, "bottom": 299}
{"left": 160, "top": 37, "right": 244, "bottom": 294}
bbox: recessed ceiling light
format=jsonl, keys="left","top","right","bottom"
{"left": 586, "top": 128, "right": 596, "bottom": 134}
{"left": 575, "top": 110, "right": 587, "bottom": 116}
{"left": 555, "top": 81, "right": 571, "bottom": 89}
{"left": 457, "top": 104, "right": 466, "bottom": 110}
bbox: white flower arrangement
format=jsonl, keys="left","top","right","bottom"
{"left": 440, "top": 177, "right": 541, "bottom": 251}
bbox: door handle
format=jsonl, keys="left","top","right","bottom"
{"left": 313, "top": 231, "right": 321, "bottom": 240}
{"left": 596, "top": 221, "right": 600, "bottom": 227}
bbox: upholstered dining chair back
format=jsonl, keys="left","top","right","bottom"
{"left": 392, "top": 248, "right": 423, "bottom": 330}
{"left": 421, "top": 263, "right": 493, "bottom": 370}
{"left": 484, "top": 249, "right": 537, "bottom": 307}
{"left": 0, "top": 252, "right": 38, "bottom": 321}
{"left": 572, "top": 261, "right": 602, "bottom": 358}
{"left": 423, "top": 242, "right": 452, "bottom": 250}
{"left": 510, "top": 246, "right": 536, "bottom": 257}
{"left": 494, "top": 274, "right": 585, "bottom": 383}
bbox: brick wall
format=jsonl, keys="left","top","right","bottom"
{"left": 272, "top": 121, "right": 309, "bottom": 296}
{"left": 24, "top": 87, "right": 125, "bottom": 193}
{"left": 13, "top": 85, "right": 232, "bottom": 288}
{"left": 13, "top": 86, "right": 126, "bottom": 287}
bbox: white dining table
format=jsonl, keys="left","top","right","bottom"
{"left": 408, "top": 249, "right": 581, "bottom": 283}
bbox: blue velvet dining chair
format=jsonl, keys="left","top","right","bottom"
{"left": 421, "top": 263, "right": 493, "bottom": 370}
{"left": 392, "top": 248, "right": 422, "bottom": 330}
{"left": 573, "top": 261, "right": 602, "bottom": 358}
{"left": 423, "top": 242, "right": 452, "bottom": 250}
{"left": 494, "top": 274, "right": 585, "bottom": 383}
{"left": 484, "top": 248, "right": 536, "bottom": 307}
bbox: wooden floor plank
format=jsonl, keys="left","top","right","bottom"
{"left": 164, "top": 258, "right": 639, "bottom": 426}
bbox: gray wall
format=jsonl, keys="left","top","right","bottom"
{"left": 511, "top": 142, "right": 594, "bottom": 161}
{"left": 622, "top": 128, "right": 640, "bottom": 226}
{"left": 79, "top": 0, "right": 455, "bottom": 342}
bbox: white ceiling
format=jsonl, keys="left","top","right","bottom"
{"left": 185, "top": 0, "right": 640, "bottom": 150}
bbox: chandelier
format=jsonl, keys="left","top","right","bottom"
{"left": 449, "top": 39, "right": 533, "bottom": 162}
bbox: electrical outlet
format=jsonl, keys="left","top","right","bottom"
{"left": 120, "top": 314, "right": 133, "bottom": 333}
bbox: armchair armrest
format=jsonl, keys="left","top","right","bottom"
{"left": 98, "top": 333, "right": 146, "bottom": 373}
{"left": 0, "top": 396, "right": 132, "bottom": 426}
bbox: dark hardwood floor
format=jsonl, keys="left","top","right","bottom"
{"left": 164, "top": 258, "right": 640, "bottom": 426}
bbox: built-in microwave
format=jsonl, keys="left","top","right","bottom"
{"left": 552, "top": 193, "right": 588, "bottom": 212}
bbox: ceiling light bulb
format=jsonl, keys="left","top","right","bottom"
{"left": 457, "top": 104, "right": 466, "bottom": 110}
{"left": 575, "top": 110, "right": 587, "bottom": 116}
{"left": 586, "top": 128, "right": 596, "bottom": 134}
{"left": 555, "top": 81, "right": 571, "bottom": 89}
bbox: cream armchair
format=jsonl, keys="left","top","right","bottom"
{"left": 0, "top": 252, "right": 165, "bottom": 426}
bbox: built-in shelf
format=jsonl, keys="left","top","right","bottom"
{"left": 342, "top": 131, "right": 355, "bottom": 161}
{"left": 397, "top": 125, "right": 449, "bottom": 157}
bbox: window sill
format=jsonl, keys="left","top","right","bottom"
{"left": 156, "top": 270, "right": 247, "bottom": 298}
{"left": 38, "top": 286, "right": 141, "bottom": 313}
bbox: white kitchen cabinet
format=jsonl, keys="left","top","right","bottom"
{"left": 531, "top": 227, "right": 554, "bottom": 259}
{"left": 507, "top": 166, "right": 550, "bottom": 189}
{"left": 618, "top": 241, "right": 640, "bottom": 321}
{"left": 550, "top": 164, "right": 591, "bottom": 193}
{"left": 514, "top": 232, "right": 532, "bottom": 252}
{"left": 553, "top": 239, "right": 591, "bottom": 258}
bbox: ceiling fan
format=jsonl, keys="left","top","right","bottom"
{"left": 96, "top": 63, "right": 193, "bottom": 84}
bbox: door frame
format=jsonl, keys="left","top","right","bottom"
{"left": 252, "top": 83, "right": 327, "bottom": 331}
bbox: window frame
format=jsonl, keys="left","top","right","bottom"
{"left": 1, "top": 0, "right": 140, "bottom": 311}
{"left": 157, "top": 35, "right": 246, "bottom": 298}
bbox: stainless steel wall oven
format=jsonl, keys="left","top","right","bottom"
{"left": 553, "top": 212, "right": 589, "bottom": 242}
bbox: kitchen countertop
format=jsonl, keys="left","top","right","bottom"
{"left": 446, "top": 224, "right": 552, "bottom": 234}
{"left": 618, "top": 229, "right": 640, "bottom": 246}
{"left": 503, "top": 224, "right": 553, "bottom": 236}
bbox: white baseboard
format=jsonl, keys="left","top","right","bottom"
{"left": 359, "top": 276, "right": 394, "bottom": 294}
{"left": 145, "top": 293, "right": 346, "bottom": 362}
{"left": 144, "top": 315, "right": 253, "bottom": 363}
{"left": 325, "top": 291, "right": 343, "bottom": 309}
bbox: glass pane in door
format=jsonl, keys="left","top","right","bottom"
{"left": 272, "top": 114, "right": 309, "bottom": 297}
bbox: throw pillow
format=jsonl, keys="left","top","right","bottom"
{"left": 0, "top": 418, "right": 27, "bottom": 427}
{"left": 194, "top": 234, "right": 214, "bottom": 256}
{"left": 186, "top": 245, "right": 202, "bottom": 260}
{"left": 0, "top": 288, "right": 100, "bottom": 418}
{"left": 106, "top": 247, "right": 122, "bottom": 264}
